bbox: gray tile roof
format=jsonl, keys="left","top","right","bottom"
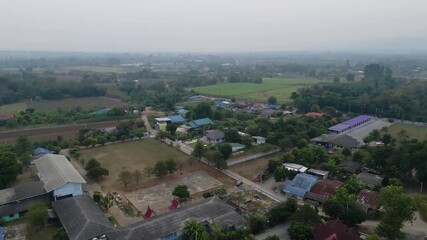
{"left": 356, "top": 172, "right": 384, "bottom": 187}
{"left": 0, "top": 194, "right": 50, "bottom": 217}
{"left": 123, "top": 196, "right": 244, "bottom": 240}
{"left": 205, "top": 130, "right": 225, "bottom": 140}
{"left": 54, "top": 196, "right": 244, "bottom": 240}
{"left": 52, "top": 195, "right": 117, "bottom": 240}
{"left": 35, "top": 154, "right": 86, "bottom": 192}
{"left": 0, "top": 181, "right": 46, "bottom": 205}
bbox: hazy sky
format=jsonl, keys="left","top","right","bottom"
{"left": 1, "top": 0, "right": 426, "bottom": 52}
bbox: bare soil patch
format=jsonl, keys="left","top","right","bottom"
{"left": 125, "top": 171, "right": 222, "bottom": 214}
{"left": 230, "top": 154, "right": 280, "bottom": 180}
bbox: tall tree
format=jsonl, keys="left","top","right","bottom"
{"left": 133, "top": 170, "right": 142, "bottom": 186}
{"left": 165, "top": 158, "right": 178, "bottom": 175}
{"left": 153, "top": 161, "right": 168, "bottom": 178}
{"left": 118, "top": 170, "right": 133, "bottom": 190}
{"left": 183, "top": 219, "right": 209, "bottom": 240}
{"left": 15, "top": 135, "right": 32, "bottom": 166}
{"left": 0, "top": 148, "right": 22, "bottom": 189}
{"left": 172, "top": 184, "right": 190, "bottom": 202}
{"left": 218, "top": 143, "right": 232, "bottom": 160}
{"left": 192, "top": 140, "right": 205, "bottom": 161}
{"left": 287, "top": 222, "right": 312, "bottom": 240}
{"left": 27, "top": 201, "right": 48, "bottom": 232}
{"left": 268, "top": 96, "right": 277, "bottom": 105}
{"left": 376, "top": 186, "right": 415, "bottom": 239}
{"left": 144, "top": 166, "right": 153, "bottom": 181}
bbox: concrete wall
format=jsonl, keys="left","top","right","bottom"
{"left": 53, "top": 183, "right": 83, "bottom": 200}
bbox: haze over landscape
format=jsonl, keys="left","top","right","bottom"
{"left": 1, "top": 0, "right": 427, "bottom": 52}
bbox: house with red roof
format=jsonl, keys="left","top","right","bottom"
{"left": 313, "top": 219, "right": 362, "bottom": 240}
{"left": 356, "top": 189, "right": 381, "bottom": 212}
{"left": 305, "top": 112, "right": 325, "bottom": 117}
{"left": 305, "top": 179, "right": 342, "bottom": 203}
{"left": 0, "top": 113, "right": 14, "bottom": 121}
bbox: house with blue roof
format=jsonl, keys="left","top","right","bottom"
{"left": 283, "top": 173, "right": 318, "bottom": 198}
{"left": 155, "top": 115, "right": 187, "bottom": 131}
{"left": 176, "top": 118, "right": 214, "bottom": 134}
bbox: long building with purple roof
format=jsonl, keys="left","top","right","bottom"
{"left": 329, "top": 115, "right": 372, "bottom": 134}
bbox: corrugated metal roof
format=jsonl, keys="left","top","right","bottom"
{"left": 54, "top": 196, "right": 243, "bottom": 240}
{"left": 306, "top": 180, "right": 342, "bottom": 202}
{"left": 356, "top": 172, "right": 383, "bottom": 187}
{"left": 205, "top": 130, "right": 225, "bottom": 140}
{"left": 283, "top": 173, "right": 318, "bottom": 197}
{"left": 123, "top": 196, "right": 244, "bottom": 240}
{"left": 356, "top": 189, "right": 380, "bottom": 210}
{"left": 35, "top": 154, "right": 86, "bottom": 192}
{"left": 0, "top": 181, "right": 46, "bottom": 205}
{"left": 53, "top": 195, "right": 117, "bottom": 240}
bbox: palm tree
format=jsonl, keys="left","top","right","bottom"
{"left": 183, "top": 219, "right": 209, "bottom": 240}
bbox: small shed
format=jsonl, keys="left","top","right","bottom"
{"left": 283, "top": 163, "right": 308, "bottom": 173}
{"left": 356, "top": 189, "right": 381, "bottom": 212}
{"left": 229, "top": 143, "right": 246, "bottom": 153}
{"left": 252, "top": 136, "right": 266, "bottom": 145}
{"left": 356, "top": 172, "right": 384, "bottom": 188}
{"left": 307, "top": 169, "right": 329, "bottom": 180}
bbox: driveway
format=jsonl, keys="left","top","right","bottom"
{"left": 256, "top": 222, "right": 291, "bottom": 240}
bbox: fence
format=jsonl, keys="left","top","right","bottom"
{"left": 227, "top": 148, "right": 281, "bottom": 166}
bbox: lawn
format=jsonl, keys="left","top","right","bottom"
{"left": 0, "top": 102, "right": 27, "bottom": 114}
{"left": 80, "top": 139, "right": 191, "bottom": 190}
{"left": 187, "top": 77, "right": 329, "bottom": 103}
{"left": 386, "top": 123, "right": 427, "bottom": 141}
{"left": 0, "top": 97, "right": 127, "bottom": 113}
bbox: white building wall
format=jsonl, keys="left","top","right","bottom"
{"left": 53, "top": 183, "right": 83, "bottom": 200}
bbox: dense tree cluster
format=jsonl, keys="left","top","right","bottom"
{"left": 0, "top": 145, "right": 22, "bottom": 189}
{"left": 293, "top": 64, "right": 427, "bottom": 121}
{"left": 0, "top": 76, "right": 106, "bottom": 105}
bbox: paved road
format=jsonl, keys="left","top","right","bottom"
{"left": 256, "top": 222, "right": 291, "bottom": 240}
{"left": 358, "top": 211, "right": 427, "bottom": 240}
{"left": 141, "top": 108, "right": 158, "bottom": 136}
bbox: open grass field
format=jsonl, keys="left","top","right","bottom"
{"left": 0, "top": 96, "right": 127, "bottom": 114}
{"left": 188, "top": 77, "right": 329, "bottom": 103}
{"left": 80, "top": 139, "right": 235, "bottom": 191}
{"left": 28, "top": 96, "right": 127, "bottom": 112}
{"left": 53, "top": 66, "right": 132, "bottom": 74}
{"left": 386, "top": 123, "right": 427, "bottom": 141}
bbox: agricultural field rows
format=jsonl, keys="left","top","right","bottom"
{"left": 0, "top": 96, "right": 127, "bottom": 113}
{"left": 188, "top": 77, "right": 329, "bottom": 103}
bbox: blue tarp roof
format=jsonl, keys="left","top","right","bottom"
{"left": 283, "top": 173, "right": 318, "bottom": 197}
{"left": 167, "top": 115, "right": 187, "bottom": 124}
{"left": 32, "top": 147, "right": 52, "bottom": 156}
{"left": 0, "top": 226, "right": 4, "bottom": 240}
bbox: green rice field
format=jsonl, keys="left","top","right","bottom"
{"left": 188, "top": 77, "right": 329, "bottom": 103}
